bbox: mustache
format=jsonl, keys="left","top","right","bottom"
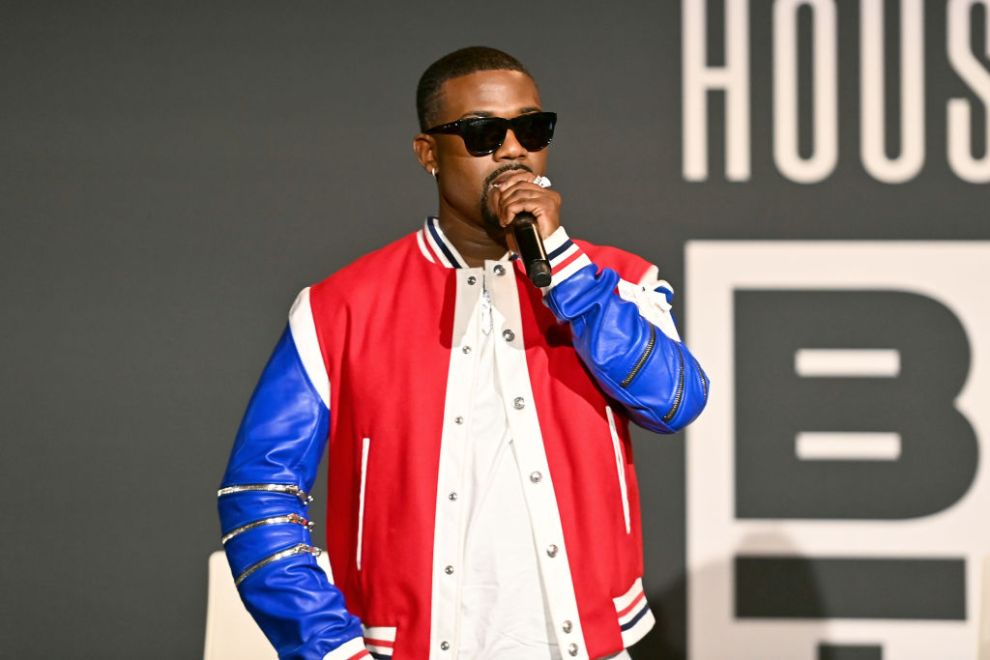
{"left": 483, "top": 163, "right": 535, "bottom": 190}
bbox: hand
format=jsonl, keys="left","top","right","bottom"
{"left": 488, "top": 171, "right": 562, "bottom": 242}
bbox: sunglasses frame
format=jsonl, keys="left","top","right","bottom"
{"left": 424, "top": 111, "right": 557, "bottom": 156}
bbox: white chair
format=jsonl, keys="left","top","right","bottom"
{"left": 203, "top": 550, "right": 334, "bottom": 660}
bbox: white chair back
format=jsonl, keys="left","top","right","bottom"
{"left": 203, "top": 550, "right": 333, "bottom": 660}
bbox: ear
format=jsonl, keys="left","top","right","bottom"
{"left": 412, "top": 134, "right": 438, "bottom": 176}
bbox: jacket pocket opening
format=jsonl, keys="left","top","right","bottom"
{"left": 357, "top": 437, "right": 370, "bottom": 570}
{"left": 606, "top": 406, "right": 632, "bottom": 534}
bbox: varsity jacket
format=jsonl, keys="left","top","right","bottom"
{"left": 218, "top": 219, "right": 709, "bottom": 660}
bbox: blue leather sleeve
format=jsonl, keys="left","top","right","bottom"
{"left": 218, "top": 324, "right": 364, "bottom": 659}
{"left": 544, "top": 265, "right": 710, "bottom": 434}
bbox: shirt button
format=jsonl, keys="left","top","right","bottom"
{"left": 562, "top": 620, "right": 573, "bottom": 633}
{"left": 568, "top": 643, "right": 578, "bottom": 656}
{"left": 467, "top": 275, "right": 477, "bottom": 285}
{"left": 445, "top": 565, "right": 454, "bottom": 575}
{"left": 462, "top": 346, "right": 472, "bottom": 354}
{"left": 529, "top": 471, "right": 543, "bottom": 483}
{"left": 493, "top": 264, "right": 506, "bottom": 276}
{"left": 440, "top": 641, "right": 450, "bottom": 651}
{"left": 513, "top": 397, "right": 525, "bottom": 410}
{"left": 502, "top": 329, "right": 515, "bottom": 342}
{"left": 546, "top": 544, "right": 559, "bottom": 558}
{"left": 454, "top": 416, "right": 464, "bottom": 425}
{"left": 448, "top": 491, "right": 458, "bottom": 501}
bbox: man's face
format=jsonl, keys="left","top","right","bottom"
{"left": 427, "top": 69, "right": 548, "bottom": 231}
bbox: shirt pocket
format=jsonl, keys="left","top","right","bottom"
{"left": 606, "top": 406, "right": 632, "bottom": 534}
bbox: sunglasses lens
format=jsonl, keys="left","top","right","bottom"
{"left": 461, "top": 119, "right": 508, "bottom": 156}
{"left": 513, "top": 113, "right": 556, "bottom": 152}
{"left": 440, "top": 113, "right": 556, "bottom": 156}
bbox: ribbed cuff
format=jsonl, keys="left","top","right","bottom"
{"left": 322, "top": 636, "right": 370, "bottom": 660}
{"left": 542, "top": 226, "right": 593, "bottom": 291}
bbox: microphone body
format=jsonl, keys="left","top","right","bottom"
{"left": 512, "top": 213, "right": 552, "bottom": 287}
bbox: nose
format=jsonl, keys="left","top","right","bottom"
{"left": 493, "top": 127, "right": 527, "bottom": 161}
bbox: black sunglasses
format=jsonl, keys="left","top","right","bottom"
{"left": 424, "top": 111, "right": 557, "bottom": 156}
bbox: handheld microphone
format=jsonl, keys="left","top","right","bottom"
{"left": 512, "top": 213, "right": 552, "bottom": 287}
{"left": 512, "top": 174, "right": 553, "bottom": 287}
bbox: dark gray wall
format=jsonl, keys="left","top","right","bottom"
{"left": 1, "top": 1, "right": 986, "bottom": 658}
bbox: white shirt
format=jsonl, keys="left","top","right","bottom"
{"left": 433, "top": 245, "right": 629, "bottom": 660}
{"left": 455, "top": 266, "right": 561, "bottom": 659}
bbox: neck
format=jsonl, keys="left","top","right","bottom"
{"left": 436, "top": 198, "right": 508, "bottom": 267}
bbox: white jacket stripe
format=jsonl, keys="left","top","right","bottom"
{"left": 289, "top": 287, "right": 330, "bottom": 408}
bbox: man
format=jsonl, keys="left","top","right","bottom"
{"left": 218, "top": 46, "right": 709, "bottom": 660}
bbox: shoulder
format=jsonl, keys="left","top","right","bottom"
{"left": 283, "top": 229, "right": 424, "bottom": 330}
{"left": 309, "top": 229, "right": 422, "bottom": 301}
{"left": 574, "top": 237, "right": 658, "bottom": 286}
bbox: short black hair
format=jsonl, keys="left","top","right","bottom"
{"left": 416, "top": 46, "right": 533, "bottom": 131}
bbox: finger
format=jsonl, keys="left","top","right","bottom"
{"left": 499, "top": 197, "right": 550, "bottom": 227}
{"left": 498, "top": 182, "right": 545, "bottom": 197}
{"left": 491, "top": 171, "right": 541, "bottom": 191}
{"left": 497, "top": 189, "right": 558, "bottom": 218}
{"left": 496, "top": 186, "right": 546, "bottom": 206}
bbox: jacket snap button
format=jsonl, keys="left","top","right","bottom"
{"left": 529, "top": 471, "right": 542, "bottom": 483}
{"left": 462, "top": 346, "right": 472, "bottom": 354}
{"left": 440, "top": 641, "right": 450, "bottom": 651}
{"left": 568, "top": 643, "right": 578, "bottom": 656}
{"left": 445, "top": 565, "right": 454, "bottom": 575}
{"left": 513, "top": 397, "right": 525, "bottom": 410}
{"left": 448, "top": 491, "right": 458, "bottom": 501}
{"left": 467, "top": 275, "right": 477, "bottom": 285}
{"left": 502, "top": 329, "right": 515, "bottom": 342}
{"left": 454, "top": 416, "right": 464, "bottom": 425}
{"left": 546, "top": 544, "right": 558, "bottom": 558}
{"left": 562, "top": 620, "right": 572, "bottom": 633}
{"left": 493, "top": 264, "right": 506, "bottom": 276}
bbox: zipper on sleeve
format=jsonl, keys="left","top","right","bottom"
{"left": 217, "top": 483, "right": 313, "bottom": 505}
{"left": 221, "top": 513, "right": 313, "bottom": 545}
{"left": 235, "top": 544, "right": 322, "bottom": 586}
{"left": 692, "top": 354, "right": 708, "bottom": 401}
{"left": 621, "top": 324, "right": 657, "bottom": 388}
{"left": 662, "top": 344, "right": 686, "bottom": 424}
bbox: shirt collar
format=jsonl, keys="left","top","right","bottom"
{"left": 416, "top": 216, "right": 518, "bottom": 269}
